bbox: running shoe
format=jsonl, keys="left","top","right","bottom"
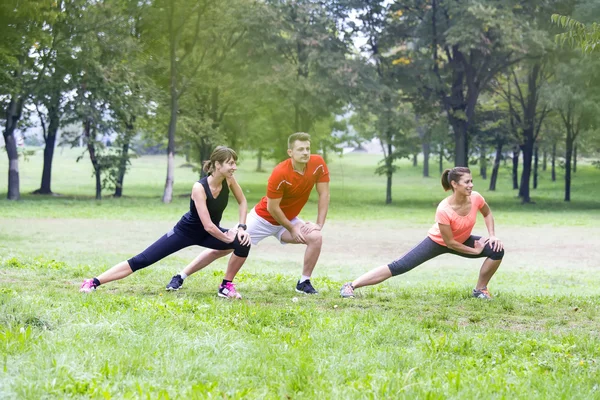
{"left": 79, "top": 279, "right": 97, "bottom": 293}
{"left": 472, "top": 287, "right": 492, "bottom": 299}
{"left": 340, "top": 282, "right": 355, "bottom": 298}
{"left": 166, "top": 274, "right": 184, "bottom": 291}
{"left": 295, "top": 279, "right": 318, "bottom": 294}
{"left": 218, "top": 282, "right": 242, "bottom": 299}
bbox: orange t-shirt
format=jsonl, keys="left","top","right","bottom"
{"left": 254, "top": 155, "right": 330, "bottom": 225}
{"left": 427, "top": 191, "right": 486, "bottom": 246}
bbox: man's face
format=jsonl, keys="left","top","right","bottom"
{"left": 288, "top": 140, "right": 310, "bottom": 164}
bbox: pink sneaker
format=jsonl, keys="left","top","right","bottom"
{"left": 218, "top": 282, "right": 242, "bottom": 299}
{"left": 80, "top": 279, "right": 97, "bottom": 293}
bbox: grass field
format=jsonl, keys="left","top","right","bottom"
{"left": 1, "top": 147, "right": 600, "bottom": 399}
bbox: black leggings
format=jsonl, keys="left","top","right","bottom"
{"left": 128, "top": 228, "right": 250, "bottom": 272}
{"left": 388, "top": 236, "right": 504, "bottom": 276}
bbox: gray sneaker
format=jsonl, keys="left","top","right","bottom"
{"left": 340, "top": 282, "right": 355, "bottom": 298}
{"left": 472, "top": 287, "right": 492, "bottom": 299}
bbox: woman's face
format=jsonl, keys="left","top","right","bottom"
{"left": 215, "top": 157, "right": 237, "bottom": 177}
{"left": 452, "top": 173, "right": 473, "bottom": 195}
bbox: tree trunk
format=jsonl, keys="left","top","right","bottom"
{"left": 565, "top": 135, "right": 573, "bottom": 202}
{"left": 518, "top": 128, "right": 534, "bottom": 202}
{"left": 256, "top": 148, "right": 264, "bottom": 172}
{"left": 551, "top": 141, "right": 556, "bottom": 182}
{"left": 163, "top": 12, "right": 179, "bottom": 204}
{"left": 518, "top": 147, "right": 532, "bottom": 202}
{"left": 439, "top": 142, "right": 444, "bottom": 174}
{"left": 199, "top": 138, "right": 212, "bottom": 178}
{"left": 422, "top": 140, "right": 430, "bottom": 177}
{"left": 542, "top": 150, "right": 547, "bottom": 171}
{"left": 3, "top": 95, "right": 24, "bottom": 200}
{"left": 35, "top": 92, "right": 61, "bottom": 195}
{"left": 512, "top": 147, "right": 519, "bottom": 190}
{"left": 163, "top": 104, "right": 177, "bottom": 202}
{"left": 84, "top": 118, "right": 102, "bottom": 200}
{"left": 489, "top": 140, "right": 503, "bottom": 191}
{"left": 386, "top": 142, "right": 392, "bottom": 204}
{"left": 533, "top": 145, "right": 538, "bottom": 190}
{"left": 480, "top": 144, "right": 487, "bottom": 179}
{"left": 573, "top": 142, "right": 577, "bottom": 173}
{"left": 449, "top": 116, "right": 469, "bottom": 167}
{"left": 412, "top": 153, "right": 417, "bottom": 167}
{"left": 114, "top": 123, "right": 134, "bottom": 198}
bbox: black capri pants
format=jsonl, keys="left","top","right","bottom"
{"left": 128, "top": 227, "right": 250, "bottom": 272}
{"left": 388, "top": 235, "right": 504, "bottom": 276}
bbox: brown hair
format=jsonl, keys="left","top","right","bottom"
{"left": 288, "top": 132, "right": 311, "bottom": 149}
{"left": 202, "top": 146, "right": 238, "bottom": 174}
{"left": 441, "top": 167, "right": 471, "bottom": 191}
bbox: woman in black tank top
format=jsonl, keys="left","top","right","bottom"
{"left": 79, "top": 146, "right": 251, "bottom": 299}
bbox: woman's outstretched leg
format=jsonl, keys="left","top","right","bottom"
{"left": 81, "top": 230, "right": 194, "bottom": 293}
{"left": 340, "top": 238, "right": 446, "bottom": 298}
{"left": 80, "top": 261, "right": 133, "bottom": 292}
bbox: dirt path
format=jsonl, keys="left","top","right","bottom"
{"left": 2, "top": 218, "right": 597, "bottom": 272}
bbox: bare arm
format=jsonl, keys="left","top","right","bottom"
{"left": 315, "top": 181, "right": 330, "bottom": 228}
{"left": 300, "top": 181, "right": 330, "bottom": 235}
{"left": 192, "top": 182, "right": 234, "bottom": 243}
{"left": 267, "top": 196, "right": 306, "bottom": 243}
{"left": 266, "top": 196, "right": 294, "bottom": 231}
{"left": 227, "top": 176, "right": 248, "bottom": 225}
{"left": 227, "top": 176, "right": 251, "bottom": 246}
{"left": 480, "top": 203, "right": 503, "bottom": 251}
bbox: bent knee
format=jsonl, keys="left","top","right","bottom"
{"left": 490, "top": 248, "right": 504, "bottom": 260}
{"left": 305, "top": 230, "right": 322, "bottom": 245}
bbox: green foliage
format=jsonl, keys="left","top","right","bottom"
{"left": 552, "top": 14, "right": 600, "bottom": 54}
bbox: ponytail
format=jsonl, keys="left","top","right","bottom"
{"left": 202, "top": 160, "right": 213, "bottom": 174}
{"left": 441, "top": 169, "right": 452, "bottom": 191}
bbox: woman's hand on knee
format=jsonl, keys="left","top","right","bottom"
{"left": 483, "top": 236, "right": 503, "bottom": 252}
{"left": 237, "top": 230, "right": 251, "bottom": 246}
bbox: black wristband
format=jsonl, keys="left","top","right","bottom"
{"left": 237, "top": 224, "right": 247, "bottom": 230}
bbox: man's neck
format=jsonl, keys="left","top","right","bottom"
{"left": 291, "top": 159, "right": 307, "bottom": 173}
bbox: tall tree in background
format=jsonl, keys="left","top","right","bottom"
{"left": 141, "top": 0, "right": 223, "bottom": 203}
{"left": 1, "top": 0, "right": 56, "bottom": 200}
{"left": 386, "top": 0, "right": 532, "bottom": 167}
{"left": 259, "top": 0, "right": 354, "bottom": 160}
{"left": 544, "top": 56, "right": 600, "bottom": 201}
{"left": 348, "top": 1, "right": 418, "bottom": 204}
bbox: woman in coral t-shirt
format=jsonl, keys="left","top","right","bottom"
{"left": 340, "top": 167, "right": 504, "bottom": 299}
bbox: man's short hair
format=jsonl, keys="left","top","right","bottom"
{"left": 288, "top": 132, "right": 311, "bottom": 149}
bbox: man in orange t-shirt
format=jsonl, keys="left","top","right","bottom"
{"left": 167, "top": 132, "right": 330, "bottom": 295}
{"left": 247, "top": 132, "right": 330, "bottom": 294}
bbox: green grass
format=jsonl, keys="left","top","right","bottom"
{"left": 1, "top": 148, "right": 600, "bottom": 398}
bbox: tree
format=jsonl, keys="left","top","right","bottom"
{"left": 141, "top": 0, "right": 226, "bottom": 203}
{"left": 386, "top": 0, "right": 531, "bottom": 167}
{"left": 1, "top": 0, "right": 56, "bottom": 200}
{"left": 544, "top": 56, "right": 600, "bottom": 201}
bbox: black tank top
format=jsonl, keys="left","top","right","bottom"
{"left": 175, "top": 176, "right": 229, "bottom": 236}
